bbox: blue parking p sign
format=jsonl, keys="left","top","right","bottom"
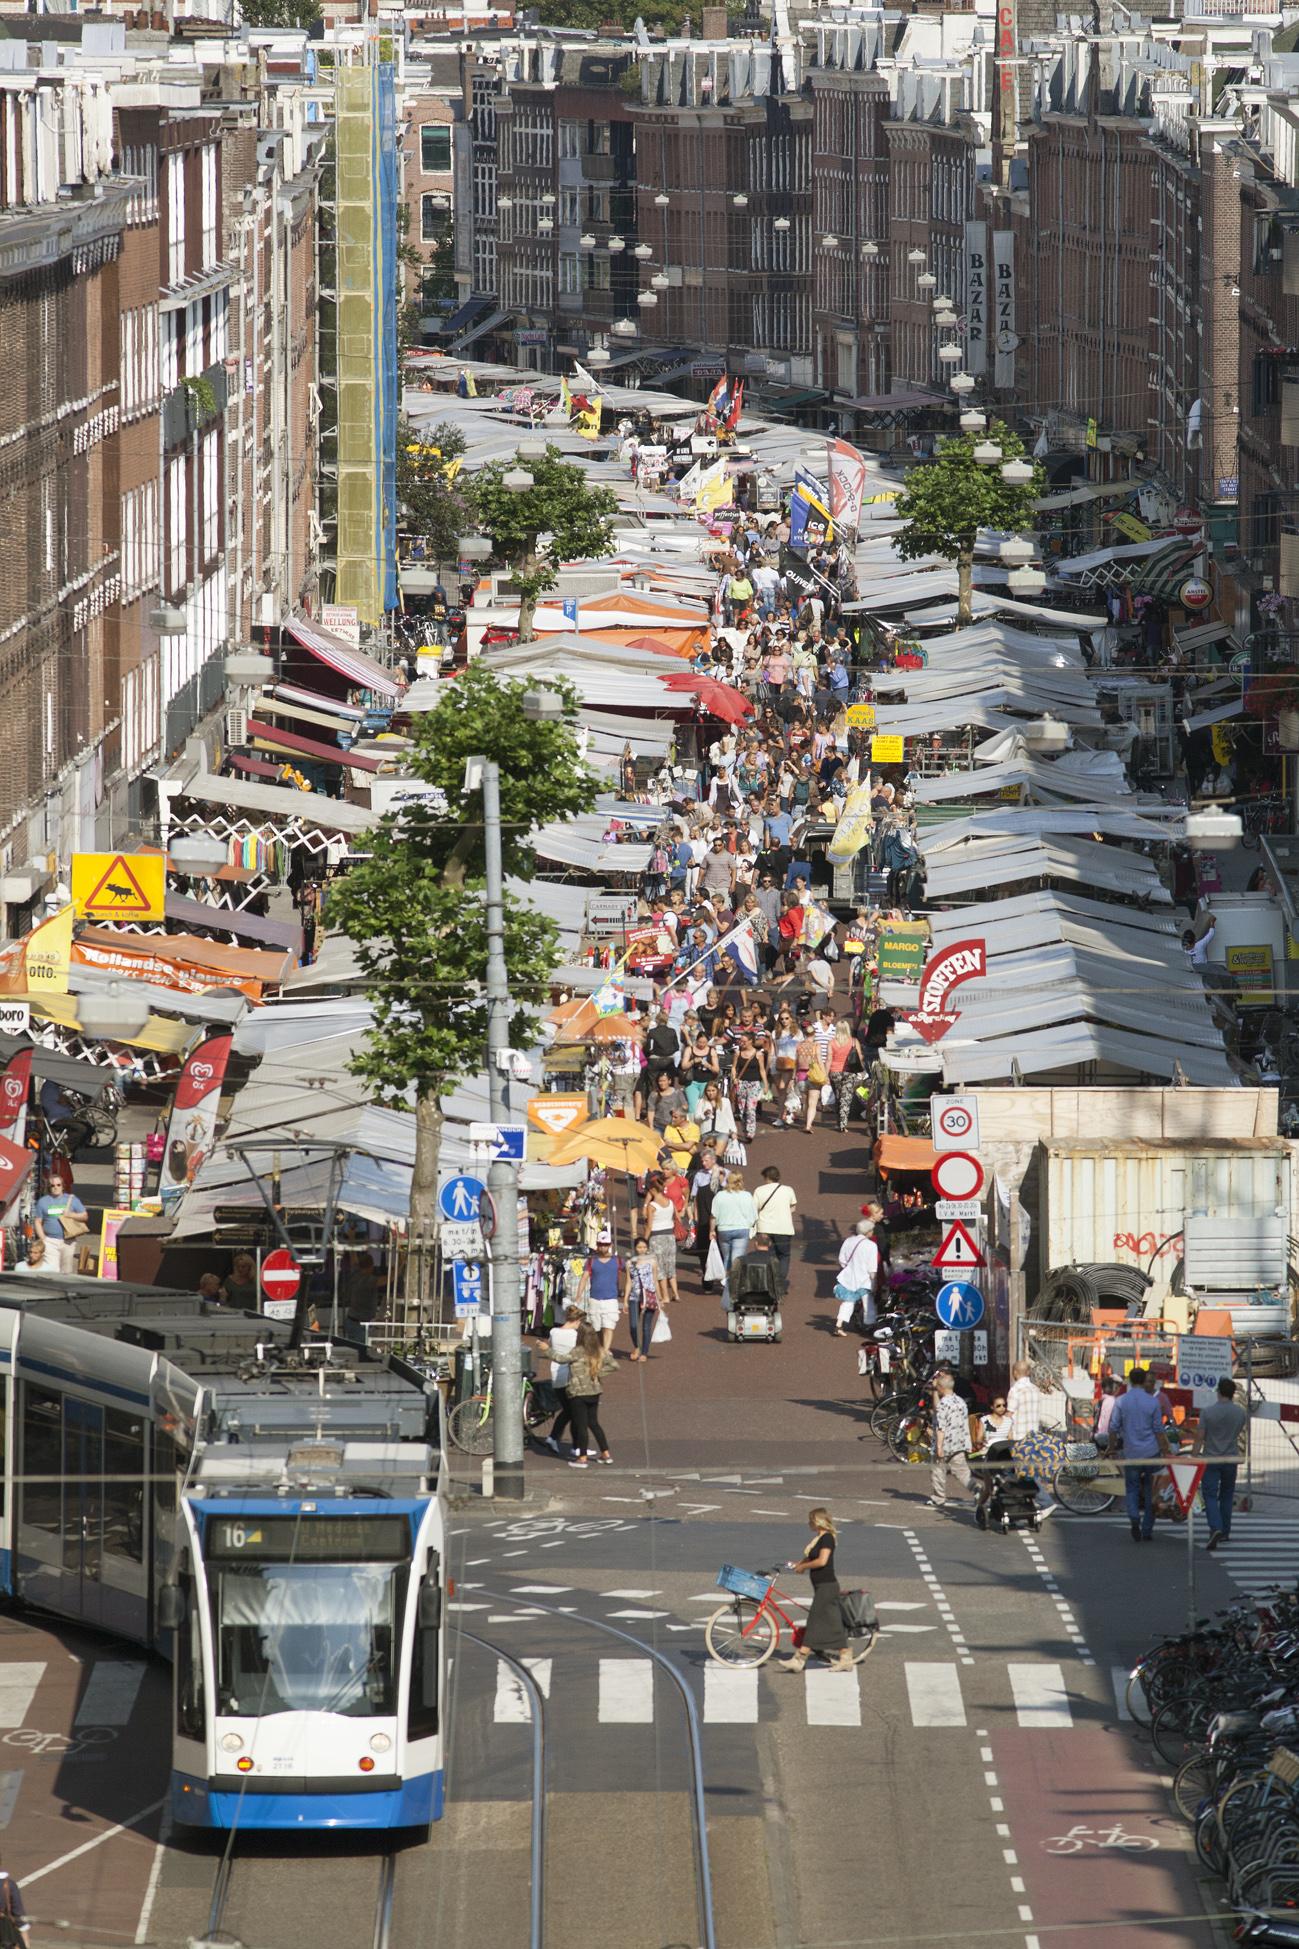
{"left": 452, "top": 1262, "right": 484, "bottom": 1318}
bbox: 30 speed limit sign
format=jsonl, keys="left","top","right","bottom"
{"left": 931, "top": 1094, "right": 980, "bottom": 1152}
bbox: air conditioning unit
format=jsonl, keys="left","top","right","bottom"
{"left": 225, "top": 705, "right": 249, "bottom": 748}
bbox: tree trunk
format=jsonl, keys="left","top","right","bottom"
{"left": 407, "top": 1086, "right": 443, "bottom": 1318}
{"left": 957, "top": 547, "right": 974, "bottom": 626}
{"left": 517, "top": 589, "right": 537, "bottom": 643}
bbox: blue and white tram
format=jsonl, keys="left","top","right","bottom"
{"left": 0, "top": 1279, "right": 447, "bottom": 1833}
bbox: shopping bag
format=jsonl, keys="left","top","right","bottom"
{"left": 722, "top": 1137, "right": 747, "bottom": 1168}
{"left": 705, "top": 1238, "right": 726, "bottom": 1284}
{"left": 651, "top": 1310, "right": 672, "bottom": 1344}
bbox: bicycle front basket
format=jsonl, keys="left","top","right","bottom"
{"left": 717, "top": 1564, "right": 773, "bottom": 1602}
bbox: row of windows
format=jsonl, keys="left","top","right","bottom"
{"left": 420, "top": 124, "right": 452, "bottom": 174}
{"left": 121, "top": 305, "right": 160, "bottom": 421}
{"left": 121, "top": 480, "right": 160, "bottom": 603}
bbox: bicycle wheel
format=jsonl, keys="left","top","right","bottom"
{"left": 1125, "top": 1665, "right": 1154, "bottom": 1725}
{"left": 851, "top": 1624, "right": 879, "bottom": 1664}
{"left": 447, "top": 1394, "right": 495, "bottom": 1456}
{"left": 1052, "top": 1462, "right": 1117, "bottom": 1516}
{"left": 1194, "top": 1805, "right": 1225, "bottom": 1875}
{"left": 869, "top": 1394, "right": 906, "bottom": 1440}
{"left": 522, "top": 1387, "right": 551, "bottom": 1431}
{"left": 1152, "top": 1694, "right": 1210, "bottom": 1769}
{"left": 83, "top": 1106, "right": 118, "bottom": 1148}
{"left": 704, "top": 1599, "right": 779, "bottom": 1667}
{"left": 1173, "top": 1753, "right": 1215, "bottom": 1823}
{"left": 889, "top": 1413, "right": 932, "bottom": 1465}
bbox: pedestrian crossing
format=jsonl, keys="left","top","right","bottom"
{"left": 0, "top": 1656, "right": 149, "bottom": 1733}
{"left": 1209, "top": 1515, "right": 1299, "bottom": 1600}
{"left": 487, "top": 1655, "right": 1115, "bottom": 1733}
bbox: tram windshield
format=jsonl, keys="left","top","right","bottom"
{"left": 210, "top": 1561, "right": 405, "bottom": 1718}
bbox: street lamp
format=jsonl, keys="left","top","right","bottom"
{"left": 537, "top": 217, "right": 553, "bottom": 234}
{"left": 917, "top": 271, "right": 937, "bottom": 291}
{"left": 169, "top": 833, "right": 229, "bottom": 872}
{"left": 959, "top": 409, "right": 987, "bottom": 432}
{"left": 517, "top": 436, "right": 547, "bottom": 462}
{"left": 651, "top": 272, "right": 669, "bottom": 290}
{"left": 633, "top": 242, "right": 653, "bottom": 259}
{"left": 1001, "top": 457, "right": 1034, "bottom": 485}
{"left": 588, "top": 346, "right": 611, "bottom": 366}
{"left": 654, "top": 193, "right": 670, "bottom": 208}
{"left": 950, "top": 371, "right": 976, "bottom": 395}
{"left": 861, "top": 239, "right": 879, "bottom": 258}
{"left": 907, "top": 247, "right": 926, "bottom": 266}
{"left": 637, "top": 290, "right": 658, "bottom": 307}
{"left": 458, "top": 535, "right": 493, "bottom": 561}
{"left": 612, "top": 317, "right": 638, "bottom": 336}
{"left": 579, "top": 233, "right": 596, "bottom": 250}
{"left": 938, "top": 343, "right": 962, "bottom": 365}
{"left": 973, "top": 440, "right": 1003, "bottom": 465}
{"left": 607, "top": 236, "right": 625, "bottom": 253}
{"left": 824, "top": 233, "right": 840, "bottom": 250}
{"left": 225, "top": 651, "right": 274, "bottom": 685}
{"left": 732, "top": 193, "right": 748, "bottom": 209}
{"left": 1007, "top": 565, "right": 1048, "bottom": 595}
{"left": 76, "top": 980, "right": 151, "bottom": 1043}
{"left": 1185, "top": 808, "right": 1244, "bottom": 850}
{"left": 1000, "top": 535, "right": 1035, "bottom": 565}
{"left": 502, "top": 466, "right": 534, "bottom": 493}
{"left": 774, "top": 216, "right": 791, "bottom": 231}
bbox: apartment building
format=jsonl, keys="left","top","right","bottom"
{"left": 402, "top": 48, "right": 457, "bottom": 315}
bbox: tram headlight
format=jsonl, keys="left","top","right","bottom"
{"left": 221, "top": 1733, "right": 244, "bottom": 1753}
{"left": 358, "top": 1756, "right": 376, "bottom": 1772}
{"left": 236, "top": 1756, "right": 254, "bottom": 1773}
{"left": 369, "top": 1734, "right": 392, "bottom": 1754}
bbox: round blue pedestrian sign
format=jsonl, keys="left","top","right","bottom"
{"left": 935, "top": 1280, "right": 985, "bottom": 1330}
{"left": 439, "top": 1174, "right": 485, "bottom": 1222}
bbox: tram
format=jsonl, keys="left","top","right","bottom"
{"left": 0, "top": 1277, "right": 446, "bottom": 1832}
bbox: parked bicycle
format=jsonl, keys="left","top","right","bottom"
{"left": 446, "top": 1367, "right": 551, "bottom": 1455}
{"left": 704, "top": 1564, "right": 879, "bottom": 1668}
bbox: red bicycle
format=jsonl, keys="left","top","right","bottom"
{"left": 704, "top": 1564, "right": 878, "bottom": 1667}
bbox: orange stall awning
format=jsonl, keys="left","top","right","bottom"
{"left": 874, "top": 1134, "right": 938, "bottom": 1174}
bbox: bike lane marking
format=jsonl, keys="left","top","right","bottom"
{"left": 991, "top": 1725, "right": 1208, "bottom": 1949}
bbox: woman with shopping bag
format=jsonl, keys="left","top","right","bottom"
{"left": 623, "top": 1238, "right": 669, "bottom": 1361}
{"left": 690, "top": 1146, "right": 726, "bottom": 1290}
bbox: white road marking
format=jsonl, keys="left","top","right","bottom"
{"left": 905, "top": 1663, "right": 966, "bottom": 1727}
{"left": 0, "top": 1666, "right": 44, "bottom": 1728}
{"left": 882, "top": 1624, "right": 938, "bottom": 1634}
{"left": 494, "top": 1658, "right": 552, "bottom": 1721}
{"left": 1008, "top": 1663, "right": 1072, "bottom": 1728}
{"left": 605, "top": 1589, "right": 662, "bottom": 1599}
{"left": 133, "top": 1804, "right": 170, "bottom": 1944}
{"left": 1111, "top": 1668, "right": 1134, "bottom": 1721}
{"left": 75, "top": 1661, "right": 146, "bottom": 1728}
{"left": 682, "top": 1504, "right": 723, "bottom": 1515}
{"left": 25, "top": 1796, "right": 166, "bottom": 1887}
{"left": 608, "top": 1610, "right": 671, "bottom": 1620}
{"left": 510, "top": 1585, "right": 572, "bottom": 1594}
{"left": 805, "top": 1670, "right": 862, "bottom": 1726}
{"left": 876, "top": 1601, "right": 929, "bottom": 1611}
{"left": 598, "top": 1659, "right": 654, "bottom": 1723}
{"left": 703, "top": 1666, "right": 759, "bottom": 1723}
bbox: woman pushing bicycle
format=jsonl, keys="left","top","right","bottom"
{"left": 779, "top": 1507, "right": 853, "bottom": 1674}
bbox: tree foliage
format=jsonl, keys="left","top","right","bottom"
{"left": 240, "top": 0, "right": 321, "bottom": 26}
{"left": 894, "top": 421, "right": 1042, "bottom": 623}
{"left": 474, "top": 445, "right": 618, "bottom": 635}
{"left": 397, "top": 416, "right": 474, "bottom": 568}
{"left": 326, "top": 664, "right": 599, "bottom": 1112}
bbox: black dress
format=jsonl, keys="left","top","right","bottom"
{"left": 800, "top": 1533, "right": 847, "bottom": 1655}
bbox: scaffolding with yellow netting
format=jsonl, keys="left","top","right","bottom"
{"left": 333, "top": 58, "right": 398, "bottom": 626}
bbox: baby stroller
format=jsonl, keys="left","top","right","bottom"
{"left": 977, "top": 1441, "right": 1041, "bottom": 1533}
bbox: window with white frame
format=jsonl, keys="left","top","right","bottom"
{"left": 202, "top": 427, "right": 218, "bottom": 560}
{"left": 559, "top": 119, "right": 580, "bottom": 159}
{"left": 162, "top": 309, "right": 180, "bottom": 393}
{"left": 167, "top": 453, "right": 187, "bottom": 593}
{"left": 201, "top": 144, "right": 217, "bottom": 271}
{"left": 167, "top": 154, "right": 185, "bottom": 286}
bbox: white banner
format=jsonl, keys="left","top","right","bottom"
{"left": 993, "top": 230, "right": 1016, "bottom": 389}
{"left": 965, "top": 221, "right": 988, "bottom": 377}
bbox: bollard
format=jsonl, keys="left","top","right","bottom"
{"left": 482, "top": 1456, "right": 495, "bottom": 1499}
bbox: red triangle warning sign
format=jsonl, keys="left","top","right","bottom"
{"left": 72, "top": 851, "right": 165, "bottom": 922}
{"left": 1167, "top": 1461, "right": 1205, "bottom": 1517}
{"left": 932, "top": 1219, "right": 985, "bottom": 1270}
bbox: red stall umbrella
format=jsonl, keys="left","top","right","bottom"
{"left": 659, "top": 671, "right": 753, "bottom": 724}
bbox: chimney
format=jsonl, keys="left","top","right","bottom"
{"left": 702, "top": 5, "right": 727, "bottom": 36}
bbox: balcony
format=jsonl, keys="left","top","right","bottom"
{"left": 162, "top": 363, "right": 230, "bottom": 450}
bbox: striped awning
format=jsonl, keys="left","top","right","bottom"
{"left": 283, "top": 620, "right": 399, "bottom": 699}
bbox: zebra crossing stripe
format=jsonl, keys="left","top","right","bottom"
{"left": 1007, "top": 1663, "right": 1072, "bottom": 1728}
{"left": 804, "top": 1669, "right": 862, "bottom": 1726}
{"left": 703, "top": 1666, "right": 759, "bottom": 1723}
{"left": 75, "top": 1660, "right": 146, "bottom": 1728}
{"left": 493, "top": 1658, "right": 552, "bottom": 1722}
{"left": 598, "top": 1659, "right": 654, "bottom": 1723}
{"left": 905, "top": 1663, "right": 966, "bottom": 1727}
{"left": 0, "top": 1666, "right": 44, "bottom": 1729}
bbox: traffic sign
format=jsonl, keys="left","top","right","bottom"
{"left": 931, "top": 1095, "right": 981, "bottom": 1151}
{"left": 931, "top": 1152, "right": 985, "bottom": 1200}
{"left": 71, "top": 850, "right": 166, "bottom": 922}
{"left": 935, "top": 1199, "right": 980, "bottom": 1223}
{"left": 932, "top": 1220, "right": 985, "bottom": 1271}
{"left": 452, "top": 1261, "right": 485, "bottom": 1318}
{"left": 972, "top": 1330, "right": 989, "bottom": 1365}
{"left": 439, "top": 1219, "right": 484, "bottom": 1260}
{"left": 439, "top": 1175, "right": 485, "bottom": 1222}
{"left": 1167, "top": 1460, "right": 1205, "bottom": 1517}
{"left": 261, "top": 1248, "right": 301, "bottom": 1320}
{"left": 1176, "top": 1335, "right": 1233, "bottom": 1406}
{"left": 933, "top": 1329, "right": 961, "bottom": 1362}
{"left": 935, "top": 1281, "right": 985, "bottom": 1330}
{"left": 528, "top": 1094, "right": 588, "bottom": 1136}
{"left": 468, "top": 1124, "right": 527, "bottom": 1163}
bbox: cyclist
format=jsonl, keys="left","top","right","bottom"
{"left": 778, "top": 1508, "right": 852, "bottom": 1674}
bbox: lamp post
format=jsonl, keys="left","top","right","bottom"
{"left": 465, "top": 687, "right": 566, "bottom": 1502}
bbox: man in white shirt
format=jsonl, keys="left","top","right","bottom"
{"left": 834, "top": 1220, "right": 880, "bottom": 1334}
{"left": 753, "top": 1164, "right": 798, "bottom": 1291}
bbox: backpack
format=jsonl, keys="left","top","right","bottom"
{"left": 839, "top": 1588, "right": 876, "bottom": 1636}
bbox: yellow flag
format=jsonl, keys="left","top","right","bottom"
{"left": 443, "top": 456, "right": 462, "bottom": 483}
{"left": 577, "top": 403, "right": 601, "bottom": 441}
{"left": 560, "top": 374, "right": 572, "bottom": 417}
{"left": 24, "top": 904, "right": 74, "bottom": 993}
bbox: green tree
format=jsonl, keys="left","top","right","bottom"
{"left": 327, "top": 666, "right": 599, "bottom": 1309}
{"left": 474, "top": 444, "right": 618, "bottom": 641}
{"left": 397, "top": 416, "right": 474, "bottom": 569}
{"left": 894, "top": 421, "right": 1042, "bottom": 625}
{"left": 240, "top": 0, "right": 321, "bottom": 25}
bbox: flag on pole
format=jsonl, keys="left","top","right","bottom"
{"left": 724, "top": 379, "right": 745, "bottom": 431}
{"left": 577, "top": 402, "right": 601, "bottom": 440}
{"left": 707, "top": 374, "right": 731, "bottom": 419}
{"left": 573, "top": 358, "right": 606, "bottom": 397}
{"left": 827, "top": 437, "right": 869, "bottom": 534}
{"left": 722, "top": 921, "right": 761, "bottom": 985}
{"left": 675, "top": 459, "right": 702, "bottom": 504}
{"left": 591, "top": 979, "right": 624, "bottom": 1016}
{"left": 560, "top": 373, "right": 573, "bottom": 417}
{"left": 694, "top": 457, "right": 733, "bottom": 514}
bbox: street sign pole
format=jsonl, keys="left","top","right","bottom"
{"left": 481, "top": 758, "right": 525, "bottom": 1502}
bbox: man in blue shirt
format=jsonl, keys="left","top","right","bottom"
{"left": 1108, "top": 1368, "right": 1173, "bottom": 1541}
{"left": 764, "top": 807, "right": 792, "bottom": 851}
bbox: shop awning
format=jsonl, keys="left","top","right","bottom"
{"left": 1183, "top": 696, "right": 1245, "bottom": 734}
{"left": 283, "top": 620, "right": 399, "bottom": 700}
{"left": 439, "top": 296, "right": 490, "bottom": 337}
{"left": 256, "top": 697, "right": 362, "bottom": 736}
{"left": 164, "top": 893, "right": 303, "bottom": 954}
{"left": 266, "top": 683, "right": 367, "bottom": 723}
{"left": 248, "top": 718, "right": 381, "bottom": 773}
{"left": 229, "top": 753, "right": 281, "bottom": 781}
{"left": 448, "top": 306, "right": 512, "bottom": 353}
{"left": 1035, "top": 479, "right": 1137, "bottom": 513}
{"left": 874, "top": 1134, "right": 938, "bottom": 1173}
{"left": 176, "top": 770, "right": 375, "bottom": 837}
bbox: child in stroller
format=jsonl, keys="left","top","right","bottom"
{"left": 974, "top": 1395, "right": 1041, "bottom": 1533}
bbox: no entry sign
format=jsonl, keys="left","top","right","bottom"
{"left": 261, "top": 1248, "right": 301, "bottom": 1313}
{"left": 930, "top": 1151, "right": 985, "bottom": 1201}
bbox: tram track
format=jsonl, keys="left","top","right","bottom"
{"left": 198, "top": 1832, "right": 399, "bottom": 1949}
{"left": 462, "top": 1590, "right": 718, "bottom": 1949}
